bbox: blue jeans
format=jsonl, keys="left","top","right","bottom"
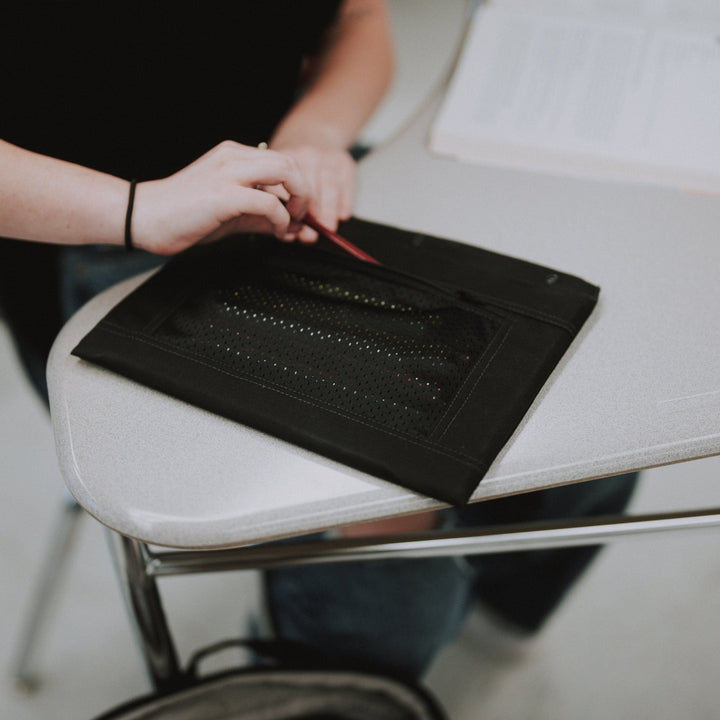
{"left": 0, "top": 242, "right": 164, "bottom": 403}
{"left": 265, "top": 472, "right": 638, "bottom": 679}
{"left": 58, "top": 245, "right": 165, "bottom": 324}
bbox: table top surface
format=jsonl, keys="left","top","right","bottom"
{"left": 48, "top": 102, "right": 720, "bottom": 549}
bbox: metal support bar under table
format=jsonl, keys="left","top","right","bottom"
{"left": 114, "top": 506, "right": 720, "bottom": 692}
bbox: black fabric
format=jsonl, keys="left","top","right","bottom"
{"left": 72, "top": 218, "right": 599, "bottom": 506}
{"left": 94, "top": 638, "right": 447, "bottom": 719}
{"left": 1, "top": 1, "right": 341, "bottom": 180}
{"left": 93, "top": 668, "right": 445, "bottom": 720}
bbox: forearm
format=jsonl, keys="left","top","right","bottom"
{"left": 0, "top": 139, "right": 127, "bottom": 246}
{"left": 0, "top": 139, "right": 313, "bottom": 254}
{"left": 270, "top": 0, "right": 394, "bottom": 151}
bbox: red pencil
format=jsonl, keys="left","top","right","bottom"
{"left": 303, "top": 211, "right": 380, "bottom": 265}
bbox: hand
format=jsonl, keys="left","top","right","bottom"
{"left": 268, "top": 144, "right": 356, "bottom": 242}
{"left": 130, "top": 141, "right": 310, "bottom": 255}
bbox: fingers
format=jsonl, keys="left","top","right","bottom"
{"left": 317, "top": 166, "right": 341, "bottom": 230}
{"left": 262, "top": 183, "right": 291, "bottom": 203}
{"left": 339, "top": 157, "right": 355, "bottom": 221}
{"left": 180, "top": 141, "right": 356, "bottom": 247}
{"left": 260, "top": 183, "right": 304, "bottom": 237}
{"left": 242, "top": 154, "right": 308, "bottom": 213}
{"left": 296, "top": 168, "right": 341, "bottom": 244}
{"left": 212, "top": 185, "right": 293, "bottom": 239}
{"left": 210, "top": 141, "right": 310, "bottom": 222}
{"left": 274, "top": 146, "right": 356, "bottom": 244}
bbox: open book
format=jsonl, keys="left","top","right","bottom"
{"left": 430, "top": 0, "right": 720, "bottom": 194}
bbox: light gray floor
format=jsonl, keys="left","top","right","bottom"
{"left": 3, "top": 3, "right": 720, "bottom": 717}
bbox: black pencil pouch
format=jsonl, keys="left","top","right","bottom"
{"left": 72, "top": 218, "right": 598, "bottom": 506}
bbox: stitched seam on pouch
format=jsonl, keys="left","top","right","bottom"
{"left": 436, "top": 320, "right": 515, "bottom": 440}
{"left": 435, "top": 320, "right": 514, "bottom": 441}
{"left": 94, "top": 322, "right": 484, "bottom": 468}
{"left": 466, "top": 294, "right": 577, "bottom": 334}
{"left": 141, "top": 292, "right": 195, "bottom": 335}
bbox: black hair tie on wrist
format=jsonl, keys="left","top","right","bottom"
{"left": 124, "top": 179, "right": 138, "bottom": 252}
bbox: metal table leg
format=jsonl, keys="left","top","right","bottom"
{"left": 106, "top": 533, "right": 182, "bottom": 693}
{"left": 10, "top": 498, "right": 83, "bottom": 693}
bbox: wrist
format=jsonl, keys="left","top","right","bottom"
{"left": 65, "top": 171, "right": 130, "bottom": 249}
{"left": 124, "top": 179, "right": 139, "bottom": 251}
{"left": 126, "top": 179, "right": 162, "bottom": 255}
{"left": 271, "top": 120, "right": 349, "bottom": 153}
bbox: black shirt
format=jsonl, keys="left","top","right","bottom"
{"left": 2, "top": 1, "right": 341, "bottom": 180}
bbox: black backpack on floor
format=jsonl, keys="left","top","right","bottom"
{"left": 92, "top": 639, "right": 447, "bottom": 720}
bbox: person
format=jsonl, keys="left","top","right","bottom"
{"left": 0, "top": 0, "right": 392, "bottom": 396}
{"left": 0, "top": 0, "right": 637, "bottom": 683}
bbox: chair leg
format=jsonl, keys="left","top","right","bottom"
{"left": 10, "top": 497, "right": 84, "bottom": 693}
{"left": 106, "top": 532, "right": 182, "bottom": 693}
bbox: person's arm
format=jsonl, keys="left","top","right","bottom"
{"left": 269, "top": 0, "right": 394, "bottom": 241}
{"left": 0, "top": 139, "right": 310, "bottom": 255}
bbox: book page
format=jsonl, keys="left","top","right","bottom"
{"left": 430, "top": 3, "right": 720, "bottom": 192}
{"left": 498, "top": 0, "right": 720, "bottom": 26}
